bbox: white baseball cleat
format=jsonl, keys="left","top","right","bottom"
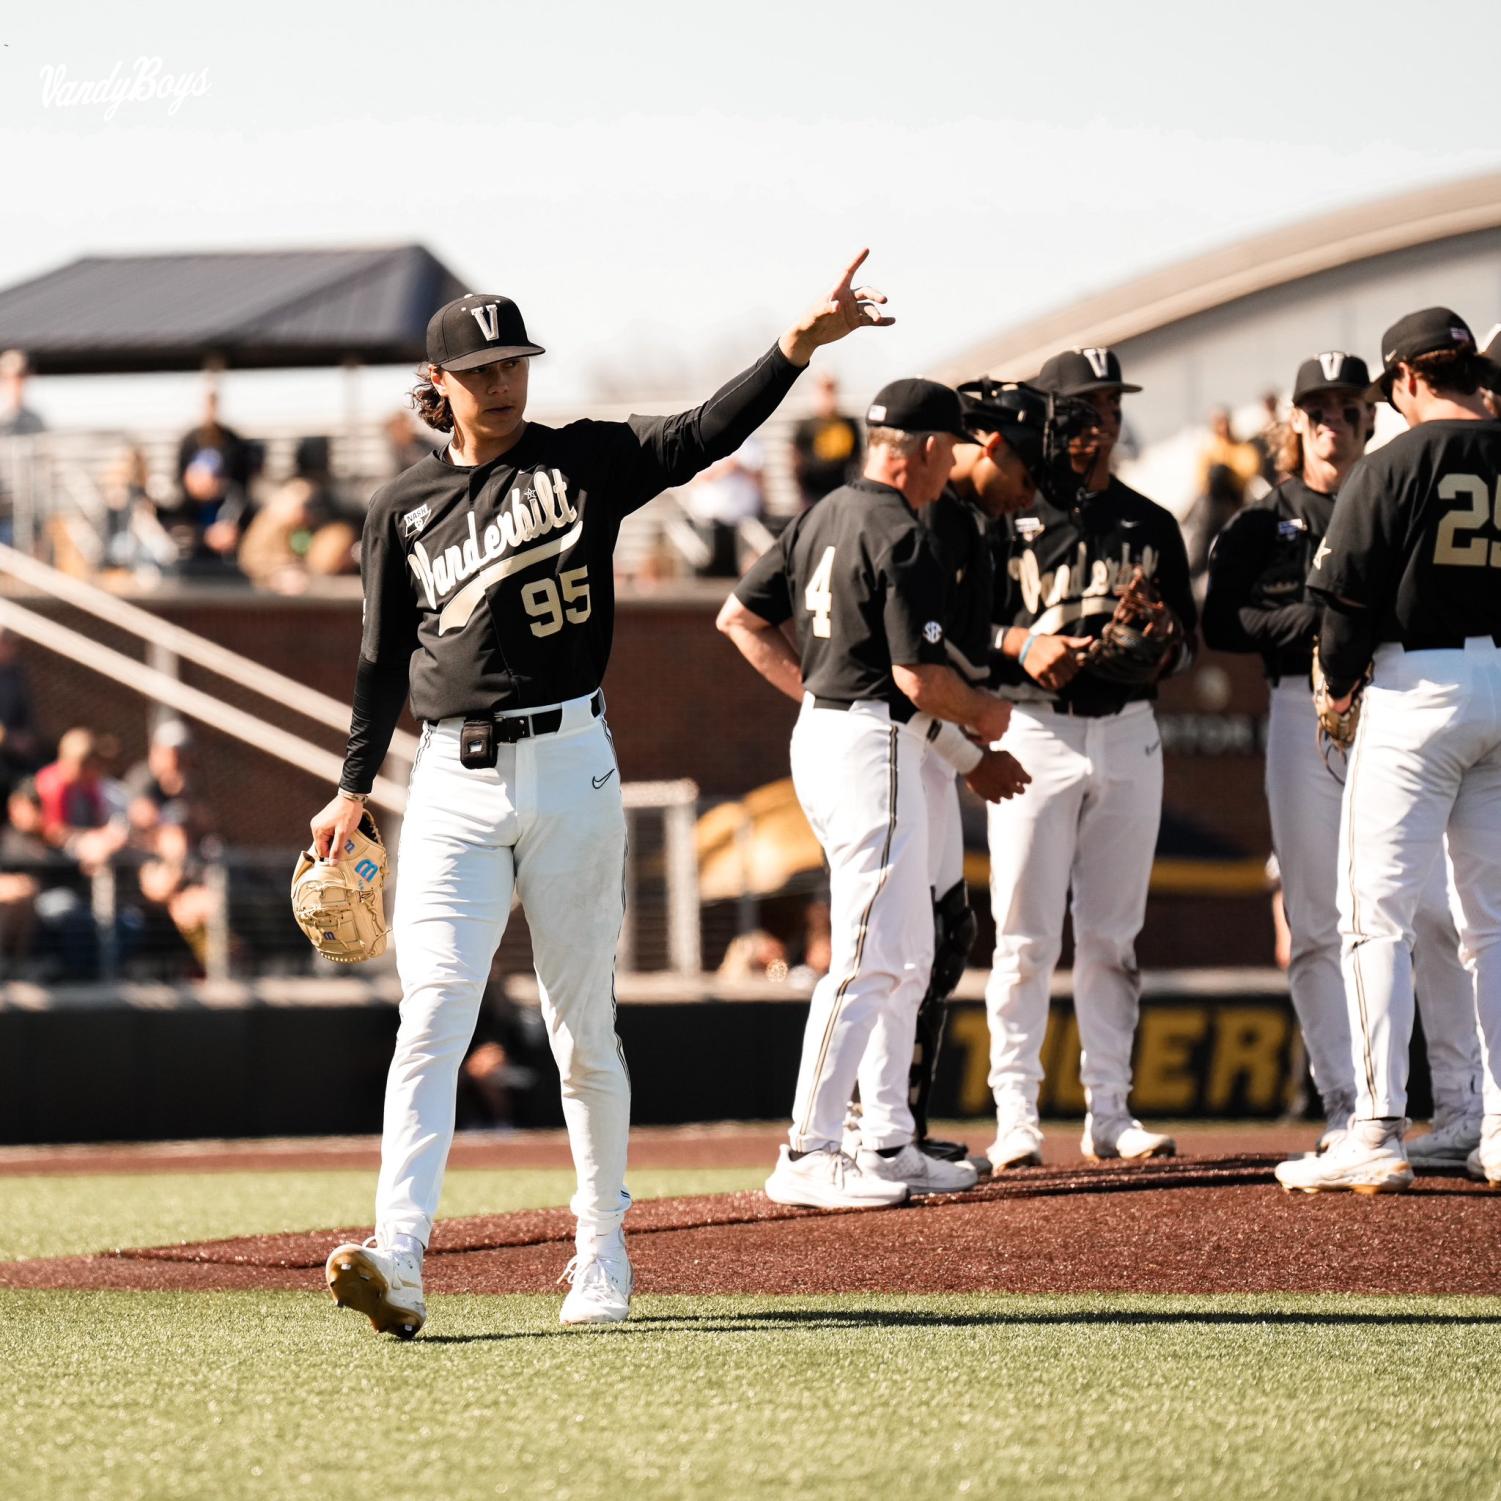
{"left": 1275, "top": 1118, "right": 1413, "bottom": 1194}
{"left": 558, "top": 1246, "right": 634, "bottom": 1325}
{"left": 764, "top": 1145, "right": 909, "bottom": 1209}
{"left": 1406, "top": 1106, "right": 1483, "bottom": 1168}
{"left": 855, "top": 1143, "right": 978, "bottom": 1195}
{"left": 986, "top": 1119, "right": 1044, "bottom": 1170}
{"left": 1081, "top": 1114, "right": 1176, "bottom": 1161}
{"left": 325, "top": 1238, "right": 426, "bottom": 1339}
{"left": 1465, "top": 1115, "right": 1501, "bottom": 1185}
{"left": 1315, "top": 1090, "right": 1356, "bottom": 1154}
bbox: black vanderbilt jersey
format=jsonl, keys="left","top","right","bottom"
{"left": 990, "top": 475, "right": 1197, "bottom": 714}
{"left": 1310, "top": 419, "right": 1501, "bottom": 647}
{"left": 339, "top": 343, "right": 801, "bottom": 792}
{"left": 734, "top": 477, "right": 948, "bottom": 717}
{"left": 1202, "top": 475, "right": 1334, "bottom": 681}
{"left": 921, "top": 488, "right": 995, "bottom": 685}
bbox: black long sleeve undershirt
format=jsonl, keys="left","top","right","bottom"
{"left": 340, "top": 655, "right": 410, "bottom": 796}
{"left": 1317, "top": 598, "right": 1377, "bottom": 698}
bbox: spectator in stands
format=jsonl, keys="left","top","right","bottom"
{"left": 239, "top": 438, "right": 358, "bottom": 590}
{"left": 34, "top": 727, "right": 129, "bottom": 873}
{"left": 101, "top": 445, "right": 178, "bottom": 575}
{"left": 0, "top": 629, "right": 42, "bottom": 800}
{"left": 112, "top": 721, "right": 219, "bottom": 975}
{"left": 166, "top": 389, "right": 257, "bottom": 571}
{"left": 0, "top": 777, "right": 97, "bottom": 978}
{"left": 791, "top": 372, "right": 861, "bottom": 508}
{"left": 124, "top": 721, "right": 209, "bottom": 841}
{"left": 1250, "top": 390, "right": 1282, "bottom": 483}
{"left": 0, "top": 350, "right": 44, "bottom": 439}
{"left": 0, "top": 779, "right": 40, "bottom": 964}
{"left": 134, "top": 820, "right": 217, "bottom": 974}
{"left": 385, "top": 408, "right": 439, "bottom": 474}
{"left": 1185, "top": 407, "right": 1263, "bottom": 585}
{"left": 679, "top": 440, "right": 765, "bottom": 578}
{"left": 0, "top": 349, "right": 47, "bottom": 549}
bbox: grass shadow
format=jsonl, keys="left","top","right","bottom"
{"left": 627, "top": 1306, "right": 1501, "bottom": 1332}
{"left": 418, "top": 1305, "right": 1501, "bottom": 1343}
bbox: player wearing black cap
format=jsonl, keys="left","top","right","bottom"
{"left": 982, "top": 347, "right": 1196, "bottom": 1169}
{"left": 1276, "top": 308, "right": 1501, "bottom": 1193}
{"left": 312, "top": 252, "right": 896, "bottom": 1333}
{"left": 718, "top": 377, "right": 1029, "bottom": 1207}
{"left": 874, "top": 381, "right": 1057, "bottom": 1170}
{"left": 1205, "top": 354, "right": 1480, "bottom": 1161}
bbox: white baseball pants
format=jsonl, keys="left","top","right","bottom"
{"left": 922, "top": 749, "right": 966, "bottom": 895}
{"left": 853, "top": 743, "right": 965, "bottom": 1147}
{"left": 1339, "top": 640, "right": 1501, "bottom": 1120}
{"left": 984, "top": 701, "right": 1161, "bottom": 1118}
{"left": 374, "top": 696, "right": 632, "bottom": 1250}
{"left": 1267, "top": 680, "right": 1479, "bottom": 1111}
{"left": 787, "top": 700, "right": 932, "bottom": 1153}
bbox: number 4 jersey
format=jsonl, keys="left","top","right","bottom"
{"left": 734, "top": 477, "right": 949, "bottom": 717}
{"left": 339, "top": 343, "right": 803, "bottom": 793}
{"left": 1310, "top": 418, "right": 1501, "bottom": 646}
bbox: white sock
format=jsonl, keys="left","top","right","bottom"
{"left": 576, "top": 1224, "right": 626, "bottom": 1258}
{"left": 390, "top": 1233, "right": 424, "bottom": 1259}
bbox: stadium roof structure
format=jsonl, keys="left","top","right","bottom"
{"left": 938, "top": 170, "right": 1501, "bottom": 382}
{"left": 0, "top": 245, "right": 468, "bottom": 374}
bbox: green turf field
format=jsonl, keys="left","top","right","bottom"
{"left": 0, "top": 1165, "right": 767, "bottom": 1262}
{"left": 5, "top": 1288, "right": 1500, "bottom": 1501}
{"left": 5, "top": 1167, "right": 1500, "bottom": 1501}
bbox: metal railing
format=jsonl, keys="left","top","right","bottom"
{"left": 2, "top": 780, "right": 703, "bottom": 982}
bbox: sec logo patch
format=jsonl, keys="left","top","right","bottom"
{"left": 923, "top": 621, "right": 943, "bottom": 644}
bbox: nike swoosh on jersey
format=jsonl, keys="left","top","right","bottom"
{"left": 437, "top": 518, "right": 584, "bottom": 634}
{"left": 592, "top": 768, "right": 617, "bottom": 788}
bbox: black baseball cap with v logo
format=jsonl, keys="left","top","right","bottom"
{"left": 426, "top": 293, "right": 546, "bottom": 371}
{"left": 1033, "top": 346, "right": 1142, "bottom": 396}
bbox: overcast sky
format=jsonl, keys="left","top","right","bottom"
{"left": 4, "top": 1, "right": 1500, "bottom": 427}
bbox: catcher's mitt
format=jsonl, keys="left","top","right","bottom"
{"left": 291, "top": 811, "right": 389, "bottom": 964}
{"left": 1311, "top": 642, "right": 1369, "bottom": 774}
{"left": 1082, "top": 567, "right": 1181, "bottom": 685}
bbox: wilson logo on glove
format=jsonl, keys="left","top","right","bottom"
{"left": 291, "top": 811, "right": 390, "bottom": 964}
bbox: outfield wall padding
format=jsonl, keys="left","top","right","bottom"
{"left": 0, "top": 991, "right": 1436, "bottom": 1144}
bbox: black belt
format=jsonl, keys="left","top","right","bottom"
{"left": 1038, "top": 697, "right": 1126, "bottom": 720}
{"left": 491, "top": 690, "right": 602, "bottom": 743}
{"left": 811, "top": 695, "right": 917, "bottom": 725}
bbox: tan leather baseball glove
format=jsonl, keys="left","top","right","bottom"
{"left": 291, "top": 811, "right": 390, "bottom": 964}
{"left": 1311, "top": 642, "right": 1368, "bottom": 765}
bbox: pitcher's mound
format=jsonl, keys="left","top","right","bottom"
{"left": 4, "top": 1153, "right": 1495, "bottom": 1296}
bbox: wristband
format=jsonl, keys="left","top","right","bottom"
{"left": 1017, "top": 633, "right": 1039, "bottom": 667}
{"left": 925, "top": 719, "right": 984, "bottom": 774}
{"left": 337, "top": 788, "right": 368, "bottom": 803}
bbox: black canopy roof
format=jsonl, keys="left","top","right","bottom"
{"left": 0, "top": 245, "right": 469, "bottom": 374}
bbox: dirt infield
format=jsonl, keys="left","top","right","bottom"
{"left": 5, "top": 1137, "right": 1497, "bottom": 1297}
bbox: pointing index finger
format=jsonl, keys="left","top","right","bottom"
{"left": 834, "top": 247, "right": 870, "bottom": 293}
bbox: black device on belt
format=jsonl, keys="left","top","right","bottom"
{"left": 811, "top": 695, "right": 917, "bottom": 725}
{"left": 459, "top": 691, "right": 603, "bottom": 768}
